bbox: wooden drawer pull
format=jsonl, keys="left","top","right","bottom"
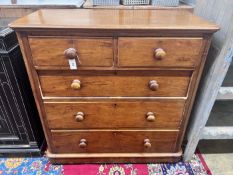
{"left": 146, "top": 112, "right": 156, "bottom": 122}
{"left": 148, "top": 80, "right": 159, "bottom": 91}
{"left": 71, "top": 80, "right": 81, "bottom": 90}
{"left": 144, "top": 139, "right": 151, "bottom": 148}
{"left": 154, "top": 48, "right": 166, "bottom": 60}
{"left": 79, "top": 139, "right": 87, "bottom": 148}
{"left": 64, "top": 48, "right": 78, "bottom": 59}
{"left": 75, "top": 112, "right": 84, "bottom": 122}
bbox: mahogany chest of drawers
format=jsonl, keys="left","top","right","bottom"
{"left": 10, "top": 9, "right": 218, "bottom": 163}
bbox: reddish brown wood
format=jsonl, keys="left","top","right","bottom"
{"left": 29, "top": 37, "right": 114, "bottom": 68}
{"left": 10, "top": 9, "right": 218, "bottom": 163}
{"left": 79, "top": 139, "right": 87, "bottom": 148}
{"left": 148, "top": 80, "right": 159, "bottom": 91}
{"left": 144, "top": 139, "right": 152, "bottom": 148}
{"left": 9, "top": 9, "right": 219, "bottom": 33}
{"left": 47, "top": 150, "right": 182, "bottom": 163}
{"left": 50, "top": 130, "right": 179, "bottom": 153}
{"left": 15, "top": 32, "right": 55, "bottom": 151}
{"left": 146, "top": 112, "right": 156, "bottom": 122}
{"left": 70, "top": 79, "right": 81, "bottom": 90}
{"left": 118, "top": 37, "right": 204, "bottom": 68}
{"left": 64, "top": 48, "right": 78, "bottom": 60}
{"left": 154, "top": 48, "right": 166, "bottom": 60}
{"left": 39, "top": 75, "right": 190, "bottom": 97}
{"left": 74, "top": 112, "right": 85, "bottom": 122}
{"left": 44, "top": 100, "right": 185, "bottom": 129}
{"left": 175, "top": 36, "right": 213, "bottom": 151}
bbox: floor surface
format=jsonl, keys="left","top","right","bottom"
{"left": 198, "top": 100, "right": 233, "bottom": 175}
{"left": 199, "top": 140, "right": 233, "bottom": 175}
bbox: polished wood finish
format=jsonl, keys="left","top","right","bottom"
{"left": 44, "top": 100, "right": 185, "bottom": 129}
{"left": 39, "top": 75, "right": 190, "bottom": 97}
{"left": 9, "top": 9, "right": 218, "bottom": 33}
{"left": 118, "top": 37, "right": 204, "bottom": 68}
{"left": 144, "top": 139, "right": 152, "bottom": 148}
{"left": 154, "top": 48, "right": 166, "bottom": 60}
{"left": 50, "top": 130, "right": 179, "bottom": 153}
{"left": 79, "top": 139, "right": 87, "bottom": 148}
{"left": 146, "top": 112, "right": 156, "bottom": 122}
{"left": 64, "top": 48, "right": 78, "bottom": 60}
{"left": 70, "top": 79, "right": 81, "bottom": 90}
{"left": 148, "top": 80, "right": 159, "bottom": 91}
{"left": 10, "top": 9, "right": 218, "bottom": 163}
{"left": 29, "top": 37, "right": 113, "bottom": 68}
{"left": 74, "top": 112, "right": 85, "bottom": 122}
{"left": 47, "top": 150, "right": 182, "bottom": 163}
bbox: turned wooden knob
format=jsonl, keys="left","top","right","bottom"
{"left": 146, "top": 112, "right": 156, "bottom": 122}
{"left": 154, "top": 48, "right": 166, "bottom": 60}
{"left": 148, "top": 80, "right": 159, "bottom": 91}
{"left": 71, "top": 80, "right": 81, "bottom": 90}
{"left": 75, "top": 112, "right": 84, "bottom": 122}
{"left": 79, "top": 139, "right": 87, "bottom": 148}
{"left": 64, "top": 48, "right": 77, "bottom": 59}
{"left": 144, "top": 139, "right": 151, "bottom": 148}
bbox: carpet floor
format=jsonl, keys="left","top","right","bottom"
{"left": 0, "top": 153, "right": 211, "bottom": 175}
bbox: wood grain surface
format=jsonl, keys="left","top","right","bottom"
{"left": 9, "top": 9, "right": 219, "bottom": 34}
{"left": 118, "top": 37, "right": 204, "bottom": 68}
{"left": 44, "top": 100, "right": 185, "bottom": 129}
{"left": 10, "top": 9, "right": 218, "bottom": 163}
{"left": 29, "top": 37, "right": 113, "bottom": 67}
{"left": 39, "top": 75, "right": 190, "bottom": 97}
{"left": 51, "top": 130, "right": 179, "bottom": 153}
{"left": 47, "top": 150, "right": 182, "bottom": 163}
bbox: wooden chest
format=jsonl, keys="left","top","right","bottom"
{"left": 10, "top": 9, "right": 218, "bottom": 163}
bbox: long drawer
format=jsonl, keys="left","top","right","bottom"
{"left": 29, "top": 37, "right": 114, "bottom": 68}
{"left": 39, "top": 75, "right": 190, "bottom": 97}
{"left": 118, "top": 37, "right": 203, "bottom": 68}
{"left": 44, "top": 100, "right": 185, "bottom": 129}
{"left": 51, "top": 130, "right": 179, "bottom": 153}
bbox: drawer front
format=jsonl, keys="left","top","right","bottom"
{"left": 29, "top": 37, "right": 113, "bottom": 67}
{"left": 45, "top": 100, "right": 185, "bottom": 129}
{"left": 40, "top": 75, "right": 190, "bottom": 97}
{"left": 118, "top": 37, "right": 203, "bottom": 67}
{"left": 51, "top": 130, "right": 178, "bottom": 153}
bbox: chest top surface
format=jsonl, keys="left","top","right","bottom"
{"left": 9, "top": 9, "right": 218, "bottom": 33}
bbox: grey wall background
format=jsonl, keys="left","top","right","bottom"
{"left": 181, "top": 0, "right": 196, "bottom": 5}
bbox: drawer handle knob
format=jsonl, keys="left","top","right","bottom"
{"left": 154, "top": 48, "right": 166, "bottom": 60}
{"left": 71, "top": 80, "right": 81, "bottom": 90}
{"left": 75, "top": 112, "right": 84, "bottom": 122}
{"left": 146, "top": 112, "right": 156, "bottom": 122}
{"left": 144, "top": 139, "right": 151, "bottom": 148}
{"left": 64, "top": 48, "right": 78, "bottom": 59}
{"left": 79, "top": 139, "right": 87, "bottom": 148}
{"left": 148, "top": 80, "right": 159, "bottom": 91}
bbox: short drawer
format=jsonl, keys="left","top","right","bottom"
{"left": 118, "top": 37, "right": 203, "bottom": 67}
{"left": 51, "top": 130, "right": 179, "bottom": 153}
{"left": 29, "top": 37, "right": 113, "bottom": 68}
{"left": 44, "top": 100, "right": 185, "bottom": 129}
{"left": 39, "top": 75, "right": 190, "bottom": 97}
